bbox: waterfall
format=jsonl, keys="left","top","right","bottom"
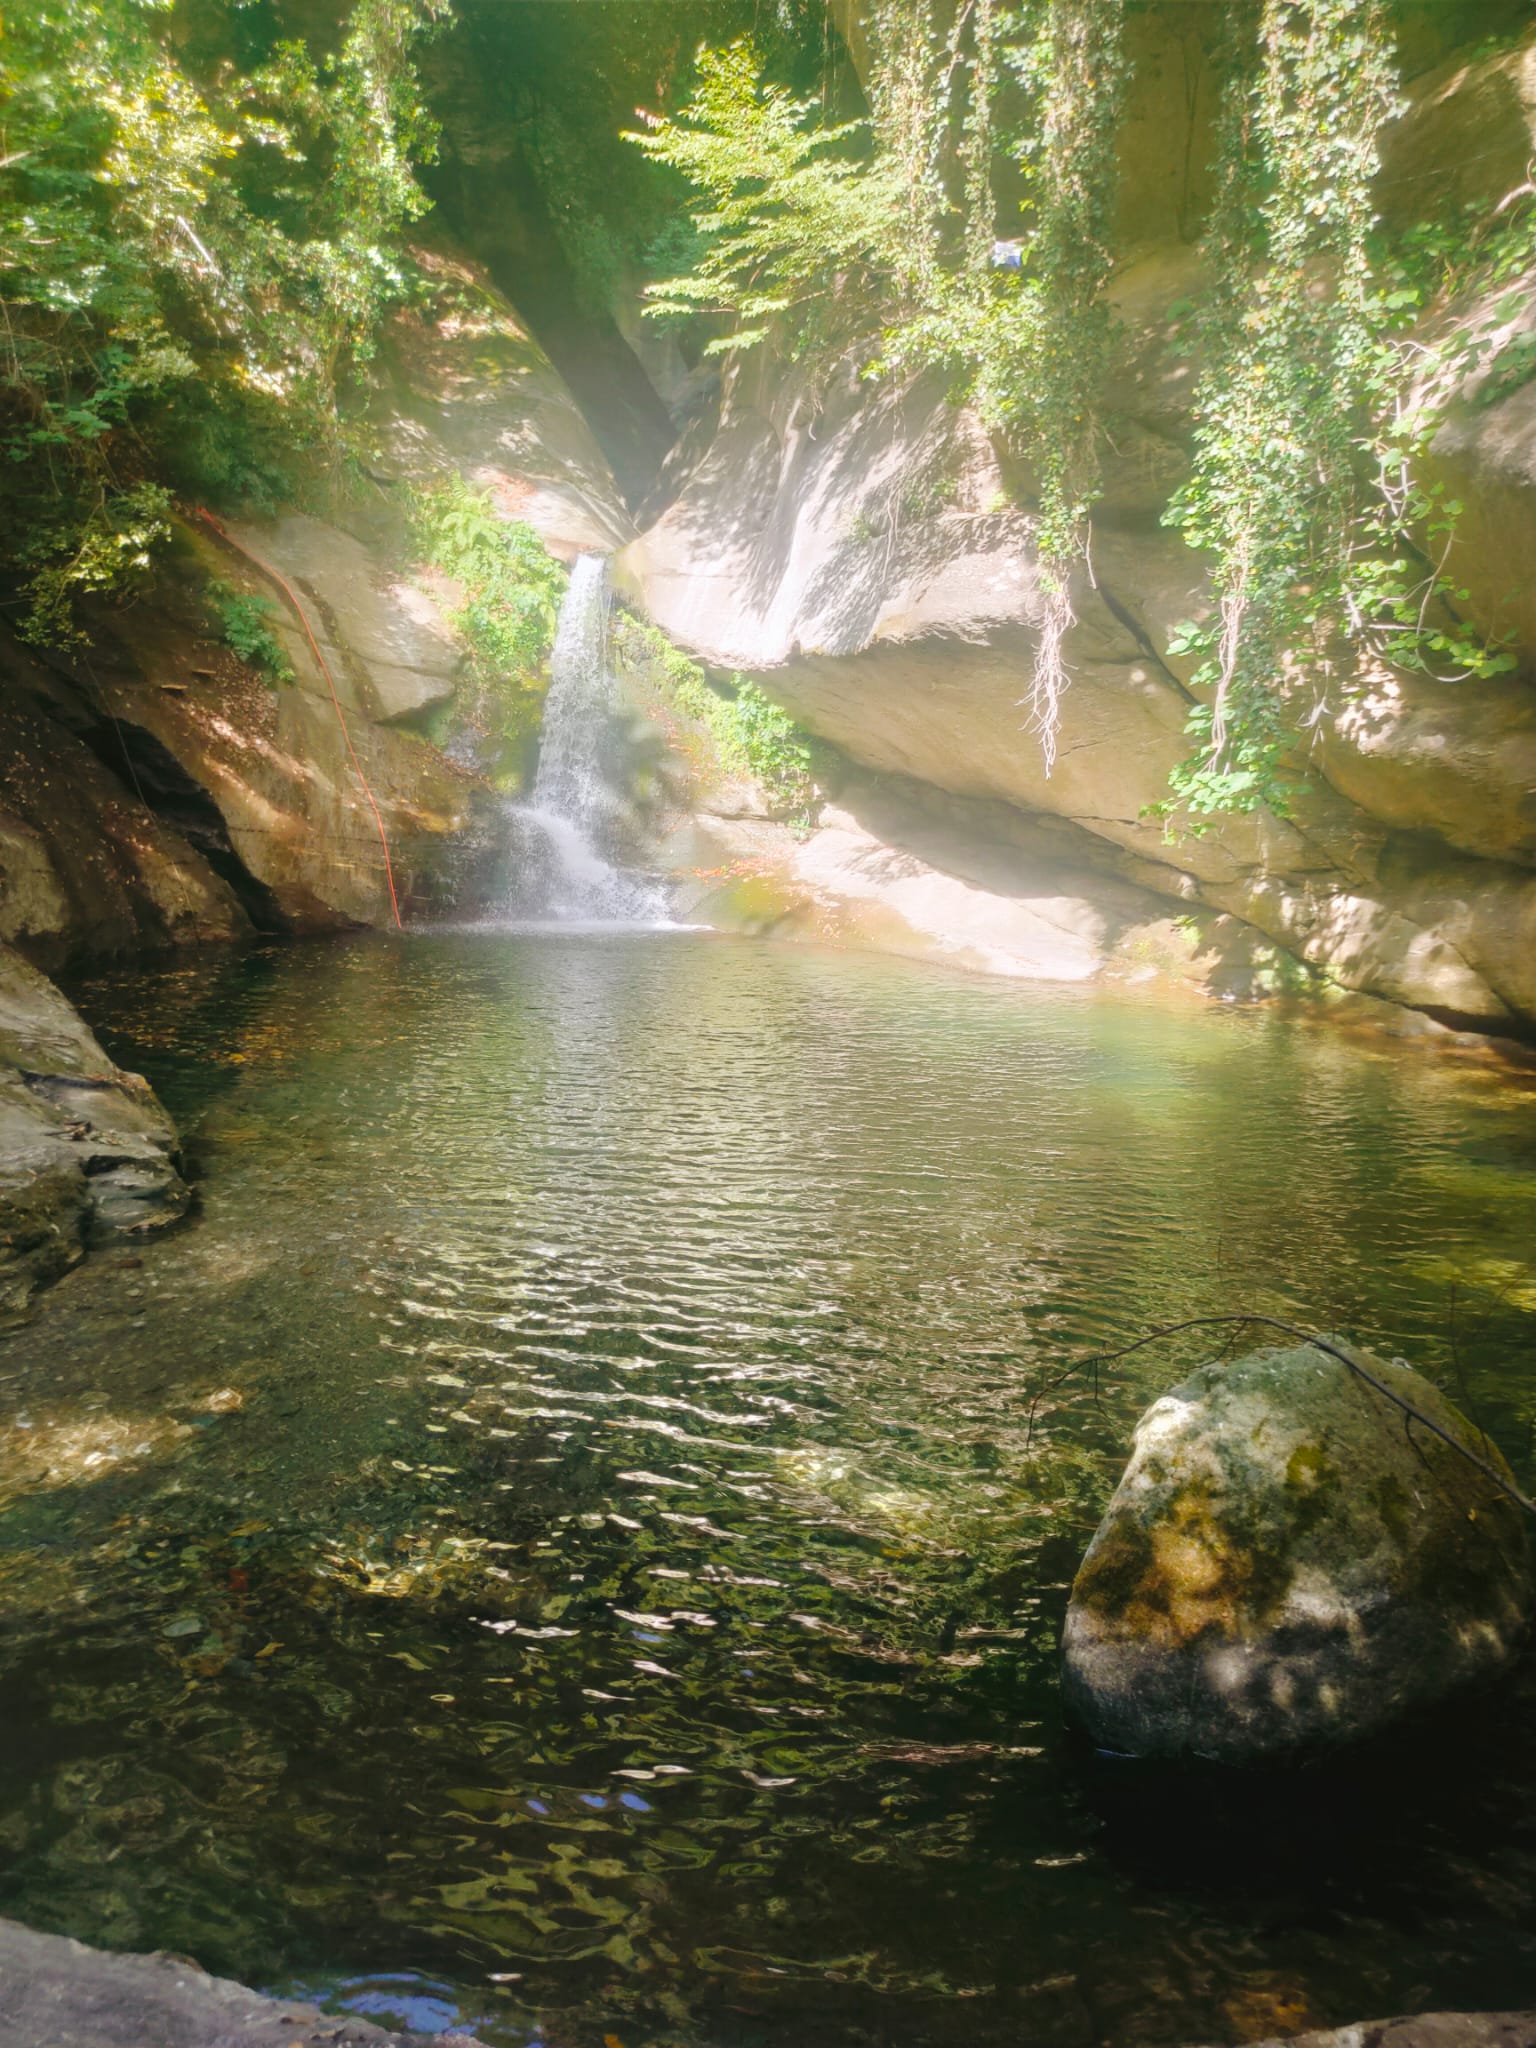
{"left": 531, "top": 554, "right": 616, "bottom": 834}
{"left": 511, "top": 554, "right": 666, "bottom": 924}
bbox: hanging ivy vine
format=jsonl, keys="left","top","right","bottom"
{"left": 1161, "top": 0, "right": 1402, "bottom": 814}
{"left": 866, "top": 0, "right": 947, "bottom": 301}
{"left": 870, "top": 0, "right": 1129, "bottom": 771}
{"left": 635, "top": 1, "right": 1525, "bottom": 817}
{"left": 990, "top": 0, "right": 1128, "bottom": 770}
{"left": 635, "top": 0, "right": 1129, "bottom": 771}
{"left": 1159, "top": 0, "right": 1408, "bottom": 819}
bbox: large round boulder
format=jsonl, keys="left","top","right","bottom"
{"left": 1061, "top": 1340, "right": 1533, "bottom": 1762}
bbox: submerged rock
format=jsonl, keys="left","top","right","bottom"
{"left": 1062, "top": 1340, "right": 1533, "bottom": 1762}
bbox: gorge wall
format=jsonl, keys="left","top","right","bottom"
{"left": 616, "top": 14, "right": 1536, "bottom": 1040}
{"left": 4, "top": 2, "right": 1536, "bottom": 1314}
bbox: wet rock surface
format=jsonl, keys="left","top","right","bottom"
{"left": 1062, "top": 1340, "right": 1534, "bottom": 1762}
{"left": 0, "top": 1916, "right": 485, "bottom": 2048}
{"left": 1225, "top": 2015, "right": 1536, "bottom": 2048}
{"left": 0, "top": 945, "right": 187, "bottom": 1320}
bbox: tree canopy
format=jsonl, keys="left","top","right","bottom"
{"left": 0, "top": 0, "right": 446, "bottom": 641}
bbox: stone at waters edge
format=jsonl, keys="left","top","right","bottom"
{"left": 0, "top": 1915, "right": 487, "bottom": 2048}
{"left": 1061, "top": 1341, "right": 1534, "bottom": 1763}
{"left": 0, "top": 944, "right": 189, "bottom": 1320}
{"left": 1225, "top": 2014, "right": 1536, "bottom": 2048}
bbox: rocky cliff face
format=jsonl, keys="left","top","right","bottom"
{"left": 0, "top": 253, "right": 635, "bottom": 1310}
{"left": 4, "top": 16, "right": 1535, "bottom": 1301}
{"left": 616, "top": 22, "right": 1536, "bottom": 1042}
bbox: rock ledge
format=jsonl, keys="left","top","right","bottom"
{"left": 1210, "top": 2013, "right": 1536, "bottom": 2048}
{"left": 0, "top": 1916, "right": 485, "bottom": 2048}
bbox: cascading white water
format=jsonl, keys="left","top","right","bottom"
{"left": 512, "top": 554, "right": 665, "bottom": 924}
{"left": 531, "top": 554, "right": 616, "bottom": 834}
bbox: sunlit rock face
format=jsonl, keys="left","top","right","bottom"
{"left": 1062, "top": 1342, "right": 1534, "bottom": 1763}
{"left": 615, "top": 19, "right": 1536, "bottom": 1040}
{"left": 372, "top": 240, "right": 637, "bottom": 558}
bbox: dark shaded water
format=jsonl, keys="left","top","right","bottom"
{"left": 3, "top": 932, "right": 1536, "bottom": 2046}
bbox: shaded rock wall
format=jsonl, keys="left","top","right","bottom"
{"left": 0, "top": 946, "right": 187, "bottom": 1322}
{"left": 372, "top": 240, "right": 635, "bottom": 557}
{"left": 0, "top": 640, "right": 250, "bottom": 973}
{"left": 418, "top": 8, "right": 678, "bottom": 510}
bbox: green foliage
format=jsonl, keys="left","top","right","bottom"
{"left": 0, "top": 0, "right": 447, "bottom": 643}
{"left": 983, "top": 2, "right": 1128, "bottom": 564}
{"left": 632, "top": 4, "right": 1128, "bottom": 768}
{"left": 961, "top": 0, "right": 1128, "bottom": 768}
{"left": 19, "top": 484, "right": 174, "bottom": 649}
{"left": 614, "top": 614, "right": 817, "bottom": 821}
{"left": 1158, "top": 0, "right": 1403, "bottom": 818}
{"left": 637, "top": 2, "right": 1530, "bottom": 826}
{"left": 209, "top": 582, "right": 293, "bottom": 684}
{"left": 411, "top": 475, "right": 566, "bottom": 771}
{"left": 461, "top": 0, "right": 829, "bottom": 332}
{"left": 632, "top": 40, "right": 899, "bottom": 357}
{"left": 717, "top": 678, "right": 817, "bottom": 819}
{"left": 1157, "top": 0, "right": 1527, "bottom": 823}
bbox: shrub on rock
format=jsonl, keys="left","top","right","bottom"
{"left": 1061, "top": 1340, "right": 1533, "bottom": 1763}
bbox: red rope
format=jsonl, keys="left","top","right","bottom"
{"left": 194, "top": 507, "right": 404, "bottom": 930}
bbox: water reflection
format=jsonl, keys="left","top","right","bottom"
{"left": 0, "top": 932, "right": 1533, "bottom": 2046}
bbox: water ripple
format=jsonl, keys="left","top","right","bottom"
{"left": 0, "top": 933, "right": 1533, "bottom": 2047}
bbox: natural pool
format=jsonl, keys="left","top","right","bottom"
{"left": 3, "top": 931, "right": 1536, "bottom": 2047}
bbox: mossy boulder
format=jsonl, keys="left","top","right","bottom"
{"left": 1061, "top": 1341, "right": 1533, "bottom": 1763}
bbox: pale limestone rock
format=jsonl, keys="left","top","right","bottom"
{"left": 614, "top": 20, "right": 1536, "bottom": 1038}
{"left": 790, "top": 811, "right": 1118, "bottom": 981}
{"left": 372, "top": 261, "right": 634, "bottom": 558}
{"left": 102, "top": 567, "right": 492, "bottom": 933}
{"left": 1377, "top": 32, "right": 1536, "bottom": 234}
{"left": 1321, "top": 671, "right": 1536, "bottom": 870}
{"left": 1226, "top": 2014, "right": 1536, "bottom": 2048}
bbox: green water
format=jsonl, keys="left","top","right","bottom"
{"left": 3, "top": 931, "right": 1536, "bottom": 2047}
